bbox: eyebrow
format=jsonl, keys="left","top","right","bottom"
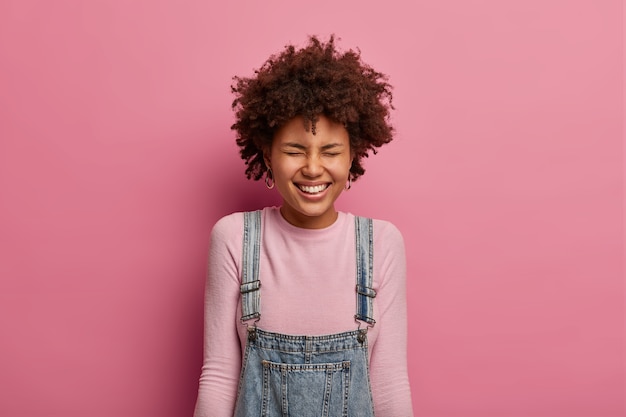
{"left": 281, "top": 142, "right": 345, "bottom": 150}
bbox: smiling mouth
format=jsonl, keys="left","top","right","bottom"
{"left": 296, "top": 184, "right": 330, "bottom": 194}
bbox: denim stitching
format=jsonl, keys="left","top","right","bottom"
{"left": 281, "top": 366, "right": 287, "bottom": 417}
{"left": 262, "top": 360, "right": 269, "bottom": 417}
{"left": 241, "top": 210, "right": 262, "bottom": 322}
{"left": 355, "top": 216, "right": 375, "bottom": 325}
{"left": 342, "top": 363, "right": 351, "bottom": 417}
{"left": 234, "top": 342, "right": 252, "bottom": 408}
{"left": 323, "top": 366, "right": 332, "bottom": 417}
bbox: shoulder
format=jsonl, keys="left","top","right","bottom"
{"left": 371, "top": 218, "right": 404, "bottom": 241}
{"left": 373, "top": 218, "right": 406, "bottom": 256}
{"left": 211, "top": 211, "right": 245, "bottom": 241}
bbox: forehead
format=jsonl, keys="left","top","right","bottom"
{"left": 273, "top": 115, "right": 349, "bottom": 146}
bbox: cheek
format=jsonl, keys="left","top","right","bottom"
{"left": 272, "top": 159, "right": 297, "bottom": 179}
{"left": 336, "top": 158, "right": 353, "bottom": 176}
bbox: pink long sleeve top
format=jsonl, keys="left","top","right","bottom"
{"left": 193, "top": 207, "right": 413, "bottom": 416}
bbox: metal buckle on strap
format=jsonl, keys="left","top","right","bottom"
{"left": 246, "top": 325, "right": 258, "bottom": 342}
{"left": 354, "top": 316, "right": 374, "bottom": 344}
{"left": 354, "top": 315, "right": 375, "bottom": 329}
{"left": 241, "top": 316, "right": 260, "bottom": 341}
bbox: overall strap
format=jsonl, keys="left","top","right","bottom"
{"left": 355, "top": 216, "right": 376, "bottom": 326}
{"left": 240, "top": 210, "right": 262, "bottom": 323}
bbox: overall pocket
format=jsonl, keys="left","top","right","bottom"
{"left": 261, "top": 360, "right": 351, "bottom": 417}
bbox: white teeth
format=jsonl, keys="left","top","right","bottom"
{"left": 298, "top": 184, "right": 328, "bottom": 194}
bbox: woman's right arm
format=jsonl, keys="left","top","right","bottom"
{"left": 193, "top": 214, "right": 243, "bottom": 417}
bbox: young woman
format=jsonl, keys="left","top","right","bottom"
{"left": 194, "top": 35, "right": 413, "bottom": 416}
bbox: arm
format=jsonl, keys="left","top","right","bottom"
{"left": 370, "top": 221, "right": 414, "bottom": 416}
{"left": 193, "top": 214, "right": 243, "bottom": 417}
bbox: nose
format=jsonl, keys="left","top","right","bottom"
{"left": 301, "top": 155, "right": 323, "bottom": 178}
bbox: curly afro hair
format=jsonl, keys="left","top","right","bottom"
{"left": 231, "top": 35, "right": 394, "bottom": 181}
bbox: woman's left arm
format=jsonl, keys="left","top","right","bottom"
{"left": 370, "top": 221, "right": 414, "bottom": 416}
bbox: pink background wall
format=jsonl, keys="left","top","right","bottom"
{"left": 0, "top": 0, "right": 623, "bottom": 416}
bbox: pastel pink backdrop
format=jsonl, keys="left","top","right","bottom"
{"left": 0, "top": 0, "right": 623, "bottom": 416}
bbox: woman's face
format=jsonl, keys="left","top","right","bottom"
{"left": 266, "top": 115, "right": 352, "bottom": 229}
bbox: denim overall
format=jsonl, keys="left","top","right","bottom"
{"left": 233, "top": 210, "right": 377, "bottom": 417}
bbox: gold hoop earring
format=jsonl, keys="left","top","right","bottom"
{"left": 345, "top": 176, "right": 352, "bottom": 190}
{"left": 265, "top": 169, "right": 275, "bottom": 189}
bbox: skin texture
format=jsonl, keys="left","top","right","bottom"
{"left": 264, "top": 115, "right": 352, "bottom": 229}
